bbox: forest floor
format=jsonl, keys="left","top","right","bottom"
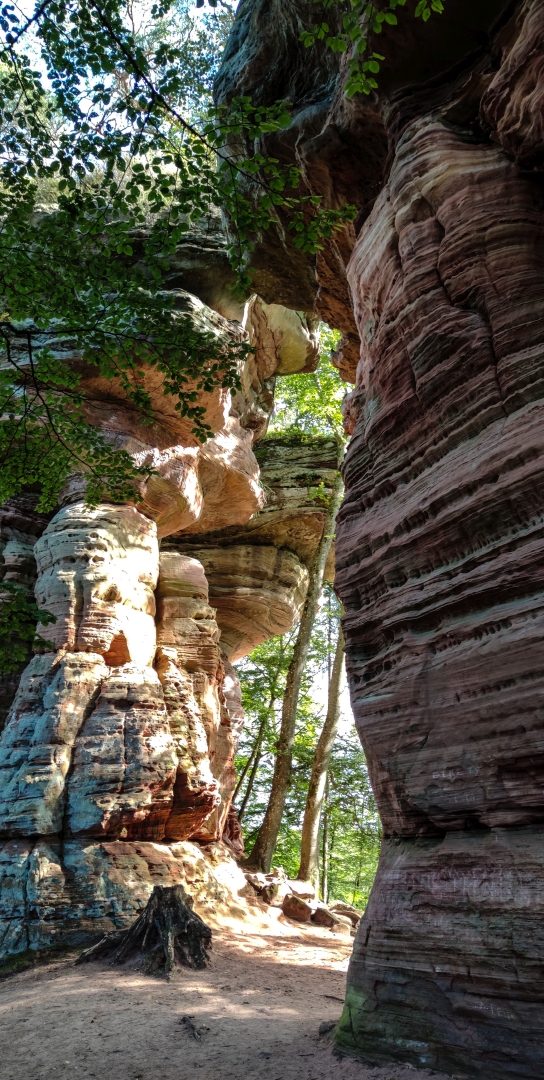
{"left": 0, "top": 922, "right": 458, "bottom": 1080}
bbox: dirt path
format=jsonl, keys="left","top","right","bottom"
{"left": 0, "top": 929, "right": 456, "bottom": 1080}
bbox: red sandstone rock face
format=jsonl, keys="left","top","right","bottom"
{"left": 333, "top": 33, "right": 544, "bottom": 1080}
{"left": 171, "top": 435, "right": 342, "bottom": 658}
{"left": 338, "top": 115, "right": 544, "bottom": 838}
{"left": 214, "top": 2, "right": 544, "bottom": 1077}
{"left": 481, "top": 0, "right": 544, "bottom": 170}
{"left": 67, "top": 665, "right": 177, "bottom": 841}
{"left": 0, "top": 836, "right": 247, "bottom": 955}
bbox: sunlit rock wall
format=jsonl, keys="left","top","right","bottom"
{"left": 170, "top": 434, "right": 343, "bottom": 659}
{"left": 216, "top": 1, "right": 544, "bottom": 1077}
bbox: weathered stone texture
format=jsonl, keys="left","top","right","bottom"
{"left": 345, "top": 829, "right": 544, "bottom": 1076}
{"left": 170, "top": 435, "right": 342, "bottom": 658}
{"left": 335, "top": 21, "right": 544, "bottom": 1080}
{"left": 0, "top": 653, "right": 107, "bottom": 838}
{"left": 174, "top": 544, "right": 308, "bottom": 662}
{"left": 67, "top": 665, "right": 177, "bottom": 841}
{"left": 481, "top": 0, "right": 544, "bottom": 170}
{"left": 34, "top": 504, "right": 159, "bottom": 666}
{"left": 0, "top": 836, "right": 249, "bottom": 956}
{"left": 338, "top": 114, "right": 544, "bottom": 835}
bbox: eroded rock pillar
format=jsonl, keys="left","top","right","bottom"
{"left": 335, "top": 114, "right": 544, "bottom": 1077}
{"left": 0, "top": 505, "right": 235, "bottom": 953}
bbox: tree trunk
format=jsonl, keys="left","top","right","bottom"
{"left": 235, "top": 653, "right": 283, "bottom": 810}
{"left": 237, "top": 682, "right": 280, "bottom": 821}
{"left": 244, "top": 472, "right": 343, "bottom": 872}
{"left": 233, "top": 711, "right": 266, "bottom": 805}
{"left": 238, "top": 730, "right": 265, "bottom": 822}
{"left": 297, "top": 624, "right": 344, "bottom": 885}
{"left": 75, "top": 885, "right": 211, "bottom": 974}
{"left": 321, "top": 777, "right": 329, "bottom": 904}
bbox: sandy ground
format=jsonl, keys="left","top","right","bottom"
{"left": 0, "top": 925, "right": 460, "bottom": 1080}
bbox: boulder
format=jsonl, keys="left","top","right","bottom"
{"left": 243, "top": 866, "right": 290, "bottom": 906}
{"left": 328, "top": 913, "right": 352, "bottom": 937}
{"left": 311, "top": 904, "right": 336, "bottom": 929}
{"left": 261, "top": 880, "right": 291, "bottom": 906}
{"left": 244, "top": 871, "right": 268, "bottom": 891}
{"left": 282, "top": 892, "right": 314, "bottom": 923}
{"left": 311, "top": 905, "right": 352, "bottom": 936}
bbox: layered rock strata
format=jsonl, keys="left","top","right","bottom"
{"left": 216, "top": 2, "right": 544, "bottom": 1077}
{"left": 170, "top": 434, "right": 343, "bottom": 659}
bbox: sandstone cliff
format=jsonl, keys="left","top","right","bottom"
{"left": 216, "top": 2, "right": 544, "bottom": 1077}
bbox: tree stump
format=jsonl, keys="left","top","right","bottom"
{"left": 75, "top": 884, "right": 212, "bottom": 974}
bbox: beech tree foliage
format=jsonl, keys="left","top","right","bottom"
{"left": 269, "top": 326, "right": 345, "bottom": 438}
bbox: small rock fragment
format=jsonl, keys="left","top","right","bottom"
{"left": 179, "top": 1015, "right": 202, "bottom": 1041}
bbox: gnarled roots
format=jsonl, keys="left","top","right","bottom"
{"left": 76, "top": 884, "right": 212, "bottom": 974}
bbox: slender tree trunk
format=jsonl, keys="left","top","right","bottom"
{"left": 233, "top": 712, "right": 266, "bottom": 804}
{"left": 244, "top": 472, "right": 344, "bottom": 872}
{"left": 238, "top": 721, "right": 267, "bottom": 822}
{"left": 234, "top": 655, "right": 283, "bottom": 814}
{"left": 297, "top": 624, "right": 344, "bottom": 884}
{"left": 321, "top": 776, "right": 329, "bottom": 904}
{"left": 327, "top": 819, "right": 336, "bottom": 901}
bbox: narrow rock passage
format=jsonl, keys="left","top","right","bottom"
{"left": 0, "top": 930, "right": 455, "bottom": 1080}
